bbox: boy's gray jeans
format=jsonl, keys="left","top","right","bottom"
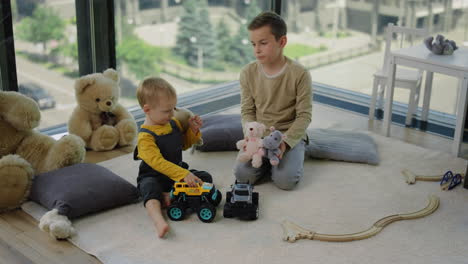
{"left": 233, "top": 140, "right": 306, "bottom": 190}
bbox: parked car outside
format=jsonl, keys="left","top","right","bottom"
{"left": 119, "top": 77, "right": 137, "bottom": 98}
{"left": 18, "top": 83, "right": 56, "bottom": 110}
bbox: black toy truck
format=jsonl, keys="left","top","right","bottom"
{"left": 223, "top": 182, "right": 259, "bottom": 220}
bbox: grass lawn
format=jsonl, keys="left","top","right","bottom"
{"left": 284, "top": 43, "right": 327, "bottom": 59}
{"left": 158, "top": 47, "right": 187, "bottom": 65}
{"left": 321, "top": 31, "right": 352, "bottom": 38}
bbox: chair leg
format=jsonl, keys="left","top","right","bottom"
{"left": 369, "top": 78, "right": 380, "bottom": 120}
{"left": 377, "top": 82, "right": 385, "bottom": 110}
{"left": 406, "top": 87, "right": 418, "bottom": 126}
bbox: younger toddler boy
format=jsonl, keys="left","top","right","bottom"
{"left": 134, "top": 77, "right": 211, "bottom": 238}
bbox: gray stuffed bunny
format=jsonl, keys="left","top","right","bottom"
{"left": 424, "top": 34, "right": 458, "bottom": 55}
{"left": 263, "top": 127, "right": 287, "bottom": 166}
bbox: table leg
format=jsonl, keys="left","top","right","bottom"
{"left": 465, "top": 159, "right": 468, "bottom": 189}
{"left": 383, "top": 59, "right": 397, "bottom": 137}
{"left": 452, "top": 76, "right": 468, "bottom": 157}
{"left": 421, "top": 71, "right": 433, "bottom": 122}
{"left": 369, "top": 78, "right": 379, "bottom": 120}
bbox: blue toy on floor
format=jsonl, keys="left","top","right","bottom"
{"left": 440, "top": 171, "right": 463, "bottom": 190}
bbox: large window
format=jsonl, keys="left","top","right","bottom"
{"left": 114, "top": 0, "right": 270, "bottom": 103}
{"left": 281, "top": 0, "right": 468, "bottom": 119}
{"left": 3, "top": 0, "right": 468, "bottom": 137}
{"left": 12, "top": 0, "right": 78, "bottom": 130}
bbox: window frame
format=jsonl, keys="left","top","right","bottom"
{"left": 75, "top": 0, "right": 116, "bottom": 76}
{"left": 0, "top": 1, "right": 18, "bottom": 92}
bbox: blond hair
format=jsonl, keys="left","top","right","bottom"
{"left": 136, "top": 77, "right": 177, "bottom": 108}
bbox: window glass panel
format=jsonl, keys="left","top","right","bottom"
{"left": 115, "top": 0, "right": 270, "bottom": 106}
{"left": 281, "top": 0, "right": 468, "bottom": 117}
{"left": 12, "top": 0, "right": 78, "bottom": 129}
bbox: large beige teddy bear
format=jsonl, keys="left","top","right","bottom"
{"left": 0, "top": 91, "right": 86, "bottom": 212}
{"left": 68, "top": 69, "right": 137, "bottom": 151}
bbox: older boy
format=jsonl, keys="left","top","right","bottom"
{"left": 135, "top": 77, "right": 210, "bottom": 238}
{"left": 234, "top": 11, "right": 312, "bottom": 190}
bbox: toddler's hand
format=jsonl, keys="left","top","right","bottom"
{"left": 183, "top": 172, "right": 202, "bottom": 187}
{"left": 189, "top": 115, "right": 203, "bottom": 134}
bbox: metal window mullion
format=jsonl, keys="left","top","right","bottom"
{"left": 89, "top": 0, "right": 97, "bottom": 73}
{"left": 0, "top": 1, "right": 18, "bottom": 91}
{"left": 76, "top": 0, "right": 115, "bottom": 76}
{"left": 271, "top": 0, "right": 282, "bottom": 15}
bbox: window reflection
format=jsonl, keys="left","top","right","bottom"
{"left": 115, "top": 0, "right": 269, "bottom": 104}
{"left": 281, "top": 0, "right": 468, "bottom": 116}
{"left": 8, "top": 0, "right": 468, "bottom": 130}
{"left": 12, "top": 0, "right": 78, "bottom": 129}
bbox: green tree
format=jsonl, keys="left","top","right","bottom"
{"left": 116, "top": 37, "right": 161, "bottom": 80}
{"left": 228, "top": 25, "right": 255, "bottom": 66}
{"left": 16, "top": 0, "right": 43, "bottom": 17}
{"left": 173, "top": 0, "right": 199, "bottom": 65}
{"left": 16, "top": 6, "right": 65, "bottom": 54}
{"left": 174, "top": 0, "right": 218, "bottom": 69}
{"left": 245, "top": 0, "right": 262, "bottom": 22}
{"left": 194, "top": 0, "right": 218, "bottom": 68}
{"left": 54, "top": 40, "right": 78, "bottom": 64}
{"left": 226, "top": 0, "right": 260, "bottom": 66}
{"left": 216, "top": 19, "right": 232, "bottom": 62}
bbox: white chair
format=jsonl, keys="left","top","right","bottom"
{"left": 369, "top": 23, "right": 429, "bottom": 126}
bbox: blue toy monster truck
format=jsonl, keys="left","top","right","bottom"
{"left": 223, "top": 182, "right": 259, "bottom": 220}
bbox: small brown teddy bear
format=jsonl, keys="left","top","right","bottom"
{"left": 174, "top": 107, "right": 204, "bottom": 153}
{"left": 0, "top": 91, "right": 85, "bottom": 212}
{"left": 68, "top": 69, "right": 138, "bottom": 151}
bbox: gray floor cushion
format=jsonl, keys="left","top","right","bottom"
{"left": 197, "top": 114, "right": 379, "bottom": 165}
{"left": 29, "top": 163, "right": 139, "bottom": 219}
{"left": 197, "top": 114, "right": 243, "bottom": 152}
{"left": 306, "top": 129, "right": 380, "bottom": 165}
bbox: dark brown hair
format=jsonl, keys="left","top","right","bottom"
{"left": 248, "top": 11, "right": 287, "bottom": 40}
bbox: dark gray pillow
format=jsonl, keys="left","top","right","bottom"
{"left": 306, "top": 129, "right": 380, "bottom": 165}
{"left": 197, "top": 114, "right": 243, "bottom": 152}
{"left": 29, "top": 163, "right": 139, "bottom": 219}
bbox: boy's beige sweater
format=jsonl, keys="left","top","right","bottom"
{"left": 239, "top": 57, "right": 312, "bottom": 148}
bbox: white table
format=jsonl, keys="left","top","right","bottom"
{"left": 383, "top": 44, "right": 468, "bottom": 157}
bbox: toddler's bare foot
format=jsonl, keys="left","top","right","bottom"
{"left": 154, "top": 219, "right": 170, "bottom": 238}
{"left": 162, "top": 192, "right": 171, "bottom": 208}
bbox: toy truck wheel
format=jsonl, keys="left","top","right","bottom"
{"left": 225, "top": 191, "right": 232, "bottom": 203}
{"left": 223, "top": 192, "right": 233, "bottom": 218}
{"left": 252, "top": 192, "right": 259, "bottom": 205}
{"left": 167, "top": 204, "right": 185, "bottom": 221}
{"left": 210, "top": 189, "right": 222, "bottom": 206}
{"left": 197, "top": 203, "right": 216, "bottom": 223}
{"left": 223, "top": 206, "right": 233, "bottom": 218}
{"left": 249, "top": 206, "right": 259, "bottom": 220}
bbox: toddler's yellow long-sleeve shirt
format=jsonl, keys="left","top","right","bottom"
{"left": 137, "top": 118, "right": 201, "bottom": 182}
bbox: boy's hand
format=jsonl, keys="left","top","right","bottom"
{"left": 278, "top": 141, "right": 287, "bottom": 159}
{"left": 189, "top": 115, "right": 203, "bottom": 134}
{"left": 183, "top": 172, "right": 202, "bottom": 187}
